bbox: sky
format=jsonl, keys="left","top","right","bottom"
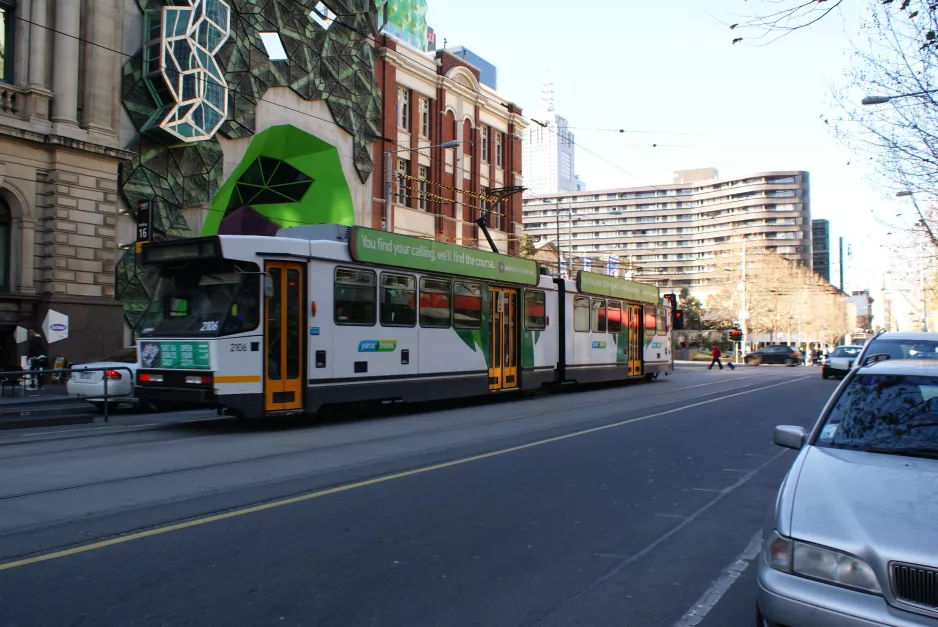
{"left": 425, "top": 0, "right": 923, "bottom": 327}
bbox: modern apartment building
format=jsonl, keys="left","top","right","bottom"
{"left": 812, "top": 219, "right": 831, "bottom": 282}
{"left": 522, "top": 168, "right": 812, "bottom": 289}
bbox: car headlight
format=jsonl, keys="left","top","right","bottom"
{"left": 765, "top": 531, "right": 882, "bottom": 595}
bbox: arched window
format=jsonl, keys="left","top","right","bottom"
{"left": 0, "top": 197, "right": 10, "bottom": 292}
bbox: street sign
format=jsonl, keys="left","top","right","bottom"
{"left": 136, "top": 200, "right": 152, "bottom": 253}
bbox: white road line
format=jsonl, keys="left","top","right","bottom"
{"left": 671, "top": 531, "right": 763, "bottom": 627}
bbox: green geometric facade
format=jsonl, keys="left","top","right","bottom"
{"left": 117, "top": 0, "right": 384, "bottom": 329}
{"left": 204, "top": 124, "right": 355, "bottom": 235}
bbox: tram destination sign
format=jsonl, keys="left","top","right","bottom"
{"left": 576, "top": 271, "right": 659, "bottom": 305}
{"left": 348, "top": 227, "right": 539, "bottom": 286}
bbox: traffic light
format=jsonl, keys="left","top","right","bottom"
{"left": 728, "top": 328, "right": 743, "bottom": 342}
{"left": 673, "top": 310, "right": 685, "bottom": 330}
{"left": 663, "top": 293, "right": 678, "bottom": 311}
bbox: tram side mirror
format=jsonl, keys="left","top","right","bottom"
{"left": 264, "top": 275, "right": 275, "bottom": 298}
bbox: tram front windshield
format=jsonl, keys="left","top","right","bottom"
{"left": 139, "top": 260, "right": 260, "bottom": 337}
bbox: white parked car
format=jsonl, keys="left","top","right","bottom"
{"left": 66, "top": 348, "right": 139, "bottom": 411}
{"left": 821, "top": 345, "right": 863, "bottom": 379}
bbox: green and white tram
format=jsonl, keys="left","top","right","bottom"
{"left": 134, "top": 225, "right": 671, "bottom": 419}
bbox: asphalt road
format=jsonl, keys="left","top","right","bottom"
{"left": 0, "top": 364, "right": 836, "bottom": 627}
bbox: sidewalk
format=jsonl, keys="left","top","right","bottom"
{"left": 0, "top": 383, "right": 96, "bottom": 430}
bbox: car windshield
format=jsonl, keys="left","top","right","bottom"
{"left": 100, "top": 348, "right": 137, "bottom": 363}
{"left": 139, "top": 261, "right": 261, "bottom": 338}
{"left": 830, "top": 346, "right": 861, "bottom": 358}
{"left": 863, "top": 338, "right": 938, "bottom": 362}
{"left": 815, "top": 373, "right": 938, "bottom": 457}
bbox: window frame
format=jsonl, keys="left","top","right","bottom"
{"left": 379, "top": 272, "right": 417, "bottom": 328}
{"left": 607, "top": 300, "right": 622, "bottom": 334}
{"left": 643, "top": 305, "right": 657, "bottom": 338}
{"left": 591, "top": 298, "right": 607, "bottom": 334}
{"left": 573, "top": 295, "right": 590, "bottom": 332}
{"left": 398, "top": 87, "right": 410, "bottom": 130}
{"left": 0, "top": 196, "right": 9, "bottom": 293}
{"left": 453, "top": 281, "right": 483, "bottom": 329}
{"left": 419, "top": 277, "right": 452, "bottom": 329}
{"left": 396, "top": 158, "right": 408, "bottom": 205}
{"left": 524, "top": 289, "right": 547, "bottom": 331}
{"left": 334, "top": 266, "right": 377, "bottom": 327}
{"left": 657, "top": 307, "right": 668, "bottom": 335}
{"left": 417, "top": 165, "right": 429, "bottom": 211}
{"left": 0, "top": 1, "right": 13, "bottom": 84}
{"left": 481, "top": 125, "right": 490, "bottom": 162}
{"left": 495, "top": 132, "right": 503, "bottom": 168}
{"left": 418, "top": 96, "right": 430, "bottom": 138}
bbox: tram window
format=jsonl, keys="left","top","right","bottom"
{"left": 644, "top": 306, "right": 657, "bottom": 338}
{"left": 334, "top": 267, "right": 376, "bottom": 325}
{"left": 657, "top": 307, "right": 668, "bottom": 335}
{"left": 592, "top": 299, "right": 607, "bottom": 333}
{"left": 380, "top": 273, "right": 416, "bottom": 327}
{"left": 420, "top": 278, "right": 451, "bottom": 328}
{"left": 574, "top": 296, "right": 590, "bottom": 332}
{"left": 608, "top": 301, "right": 622, "bottom": 334}
{"left": 453, "top": 282, "right": 482, "bottom": 329}
{"left": 524, "top": 290, "right": 546, "bottom": 331}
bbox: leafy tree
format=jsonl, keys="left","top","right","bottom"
{"left": 679, "top": 287, "right": 706, "bottom": 329}
{"left": 519, "top": 233, "right": 537, "bottom": 258}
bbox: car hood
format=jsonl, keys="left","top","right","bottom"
{"left": 791, "top": 447, "right": 938, "bottom": 569}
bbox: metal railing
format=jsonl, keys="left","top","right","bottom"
{"left": 0, "top": 365, "right": 135, "bottom": 423}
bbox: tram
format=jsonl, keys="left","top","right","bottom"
{"left": 133, "top": 225, "right": 672, "bottom": 419}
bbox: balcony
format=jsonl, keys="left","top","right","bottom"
{"left": 0, "top": 84, "right": 24, "bottom": 117}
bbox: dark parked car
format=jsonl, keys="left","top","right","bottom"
{"left": 745, "top": 345, "right": 803, "bottom": 366}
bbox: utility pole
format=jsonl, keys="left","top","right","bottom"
{"left": 839, "top": 237, "right": 844, "bottom": 292}
{"left": 922, "top": 234, "right": 929, "bottom": 332}
{"left": 740, "top": 240, "right": 748, "bottom": 355}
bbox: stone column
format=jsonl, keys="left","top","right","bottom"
{"left": 15, "top": 218, "right": 37, "bottom": 294}
{"left": 83, "top": 0, "right": 118, "bottom": 135}
{"left": 50, "top": 0, "right": 81, "bottom": 126}
{"left": 27, "top": 0, "right": 47, "bottom": 89}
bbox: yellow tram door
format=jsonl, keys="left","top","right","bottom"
{"left": 628, "top": 304, "right": 643, "bottom": 376}
{"left": 488, "top": 287, "right": 519, "bottom": 390}
{"left": 264, "top": 262, "right": 304, "bottom": 413}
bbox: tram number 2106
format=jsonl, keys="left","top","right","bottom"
{"left": 229, "top": 343, "right": 249, "bottom": 352}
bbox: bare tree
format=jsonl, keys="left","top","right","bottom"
{"left": 726, "top": 0, "right": 935, "bottom": 47}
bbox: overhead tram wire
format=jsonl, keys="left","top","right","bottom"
{"left": 16, "top": 9, "right": 697, "bottom": 240}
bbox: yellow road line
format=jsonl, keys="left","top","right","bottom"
{"left": 0, "top": 376, "right": 808, "bottom": 573}
{"left": 214, "top": 375, "right": 262, "bottom": 384}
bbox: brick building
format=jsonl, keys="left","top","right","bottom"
{"left": 373, "top": 37, "right": 527, "bottom": 254}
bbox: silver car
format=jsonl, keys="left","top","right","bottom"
{"left": 855, "top": 331, "right": 938, "bottom": 368}
{"left": 758, "top": 359, "right": 938, "bottom": 627}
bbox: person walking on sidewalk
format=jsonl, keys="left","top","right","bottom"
{"left": 708, "top": 344, "right": 723, "bottom": 370}
{"left": 27, "top": 328, "right": 48, "bottom": 389}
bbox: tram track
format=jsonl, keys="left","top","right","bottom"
{"left": 0, "top": 373, "right": 766, "bottom": 462}
{"left": 0, "top": 374, "right": 795, "bottom": 505}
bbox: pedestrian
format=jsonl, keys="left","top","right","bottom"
{"left": 27, "top": 327, "right": 48, "bottom": 389}
{"left": 708, "top": 344, "right": 723, "bottom": 370}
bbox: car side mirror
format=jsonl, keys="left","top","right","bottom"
{"left": 773, "top": 425, "right": 806, "bottom": 450}
{"left": 861, "top": 353, "right": 890, "bottom": 367}
{"left": 264, "top": 275, "right": 275, "bottom": 299}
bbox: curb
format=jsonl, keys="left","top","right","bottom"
{"left": 0, "top": 400, "right": 97, "bottom": 430}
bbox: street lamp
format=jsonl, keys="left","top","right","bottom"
{"left": 384, "top": 139, "right": 461, "bottom": 232}
{"left": 861, "top": 89, "right": 938, "bottom": 105}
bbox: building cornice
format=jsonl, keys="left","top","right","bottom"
{"left": 0, "top": 122, "right": 135, "bottom": 161}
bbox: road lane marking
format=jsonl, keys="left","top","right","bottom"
{"left": 671, "top": 531, "right": 763, "bottom": 627}
{"left": 0, "top": 376, "right": 808, "bottom": 573}
{"left": 529, "top": 450, "right": 788, "bottom": 627}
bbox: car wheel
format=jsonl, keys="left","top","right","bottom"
{"left": 822, "top": 370, "right": 829, "bottom": 379}
{"left": 785, "top": 358, "right": 794, "bottom": 366}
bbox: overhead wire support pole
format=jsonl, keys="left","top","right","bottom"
{"left": 476, "top": 186, "right": 525, "bottom": 254}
